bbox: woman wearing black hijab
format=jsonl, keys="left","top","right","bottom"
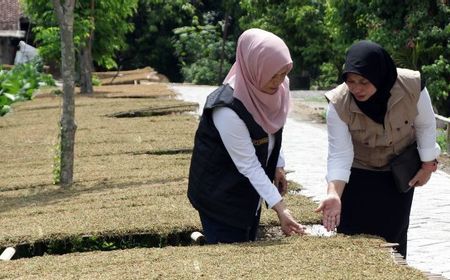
{"left": 315, "top": 40, "right": 441, "bottom": 258}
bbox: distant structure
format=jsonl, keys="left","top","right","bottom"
{"left": 0, "top": 0, "right": 29, "bottom": 65}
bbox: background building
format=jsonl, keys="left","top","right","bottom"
{"left": 0, "top": 0, "right": 28, "bottom": 65}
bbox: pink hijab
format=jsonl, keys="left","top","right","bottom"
{"left": 223, "top": 28, "right": 293, "bottom": 134}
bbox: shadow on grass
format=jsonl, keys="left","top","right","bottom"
{"left": 106, "top": 104, "right": 198, "bottom": 118}
{"left": 0, "top": 176, "right": 187, "bottom": 215}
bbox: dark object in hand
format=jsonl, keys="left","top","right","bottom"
{"left": 390, "top": 142, "right": 421, "bottom": 193}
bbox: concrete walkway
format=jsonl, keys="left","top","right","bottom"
{"left": 171, "top": 83, "right": 450, "bottom": 279}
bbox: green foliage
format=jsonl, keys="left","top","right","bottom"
{"left": 20, "top": 0, "right": 448, "bottom": 111}
{"left": 32, "top": 26, "right": 62, "bottom": 63}
{"left": 120, "top": 0, "right": 198, "bottom": 81}
{"left": 181, "top": 58, "right": 231, "bottom": 85}
{"left": 89, "top": 0, "right": 138, "bottom": 69}
{"left": 311, "top": 62, "right": 339, "bottom": 90}
{"left": 376, "top": 1, "right": 450, "bottom": 116}
{"left": 91, "top": 75, "right": 101, "bottom": 86}
{"left": 119, "top": 0, "right": 243, "bottom": 82}
{"left": 239, "top": 0, "right": 331, "bottom": 84}
{"left": 422, "top": 55, "right": 450, "bottom": 116}
{"left": 0, "top": 59, "right": 55, "bottom": 116}
{"left": 173, "top": 23, "right": 235, "bottom": 85}
{"left": 52, "top": 128, "right": 61, "bottom": 185}
{"left": 47, "top": 236, "right": 117, "bottom": 254}
{"left": 22, "top": 0, "right": 138, "bottom": 70}
{"left": 44, "top": 233, "right": 188, "bottom": 255}
{"left": 325, "top": 0, "right": 449, "bottom": 114}
{"left": 436, "top": 128, "right": 448, "bottom": 152}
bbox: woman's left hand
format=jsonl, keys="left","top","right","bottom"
{"left": 409, "top": 168, "right": 432, "bottom": 187}
{"left": 274, "top": 167, "right": 287, "bottom": 196}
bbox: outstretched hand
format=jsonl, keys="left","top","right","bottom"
{"left": 273, "top": 200, "right": 305, "bottom": 236}
{"left": 315, "top": 194, "right": 341, "bottom": 232}
{"left": 278, "top": 208, "right": 306, "bottom": 236}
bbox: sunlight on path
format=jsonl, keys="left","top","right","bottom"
{"left": 283, "top": 118, "right": 327, "bottom": 202}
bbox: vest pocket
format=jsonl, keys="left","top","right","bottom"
{"left": 391, "top": 116, "right": 415, "bottom": 141}
{"left": 350, "top": 128, "right": 376, "bottom": 148}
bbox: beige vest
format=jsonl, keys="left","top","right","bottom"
{"left": 325, "top": 68, "right": 421, "bottom": 170}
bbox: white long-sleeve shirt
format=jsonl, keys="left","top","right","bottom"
{"left": 326, "top": 87, "right": 441, "bottom": 183}
{"left": 212, "top": 107, "right": 283, "bottom": 208}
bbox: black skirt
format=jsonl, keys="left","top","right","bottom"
{"left": 337, "top": 167, "right": 415, "bottom": 257}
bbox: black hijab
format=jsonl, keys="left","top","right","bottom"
{"left": 342, "top": 40, "right": 398, "bottom": 124}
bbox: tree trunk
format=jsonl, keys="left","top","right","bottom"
{"left": 79, "top": 0, "right": 95, "bottom": 94}
{"left": 218, "top": 10, "right": 230, "bottom": 85}
{"left": 79, "top": 42, "right": 93, "bottom": 94}
{"left": 52, "top": 0, "right": 77, "bottom": 187}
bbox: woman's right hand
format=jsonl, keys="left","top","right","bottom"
{"left": 315, "top": 194, "right": 341, "bottom": 231}
{"left": 273, "top": 200, "right": 305, "bottom": 236}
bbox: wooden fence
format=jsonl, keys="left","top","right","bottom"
{"left": 435, "top": 114, "right": 450, "bottom": 154}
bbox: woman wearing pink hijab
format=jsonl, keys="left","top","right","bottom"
{"left": 188, "top": 28, "right": 305, "bottom": 244}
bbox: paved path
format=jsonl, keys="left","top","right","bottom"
{"left": 171, "top": 84, "right": 450, "bottom": 279}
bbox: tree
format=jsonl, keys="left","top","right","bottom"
{"left": 22, "top": 0, "right": 138, "bottom": 94}
{"left": 322, "top": 0, "right": 369, "bottom": 84}
{"left": 77, "top": 0, "right": 95, "bottom": 94}
{"left": 239, "top": 0, "right": 331, "bottom": 89}
{"left": 119, "top": 0, "right": 198, "bottom": 82}
{"left": 172, "top": 22, "right": 236, "bottom": 85}
{"left": 78, "top": 0, "right": 137, "bottom": 93}
{"left": 326, "top": 0, "right": 450, "bottom": 115}
{"left": 217, "top": 0, "right": 241, "bottom": 84}
{"left": 52, "top": 0, "right": 76, "bottom": 187}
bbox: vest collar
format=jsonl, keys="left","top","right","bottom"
{"left": 387, "top": 82, "right": 406, "bottom": 110}
{"left": 345, "top": 81, "right": 406, "bottom": 115}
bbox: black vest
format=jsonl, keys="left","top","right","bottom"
{"left": 187, "top": 84, "right": 283, "bottom": 229}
